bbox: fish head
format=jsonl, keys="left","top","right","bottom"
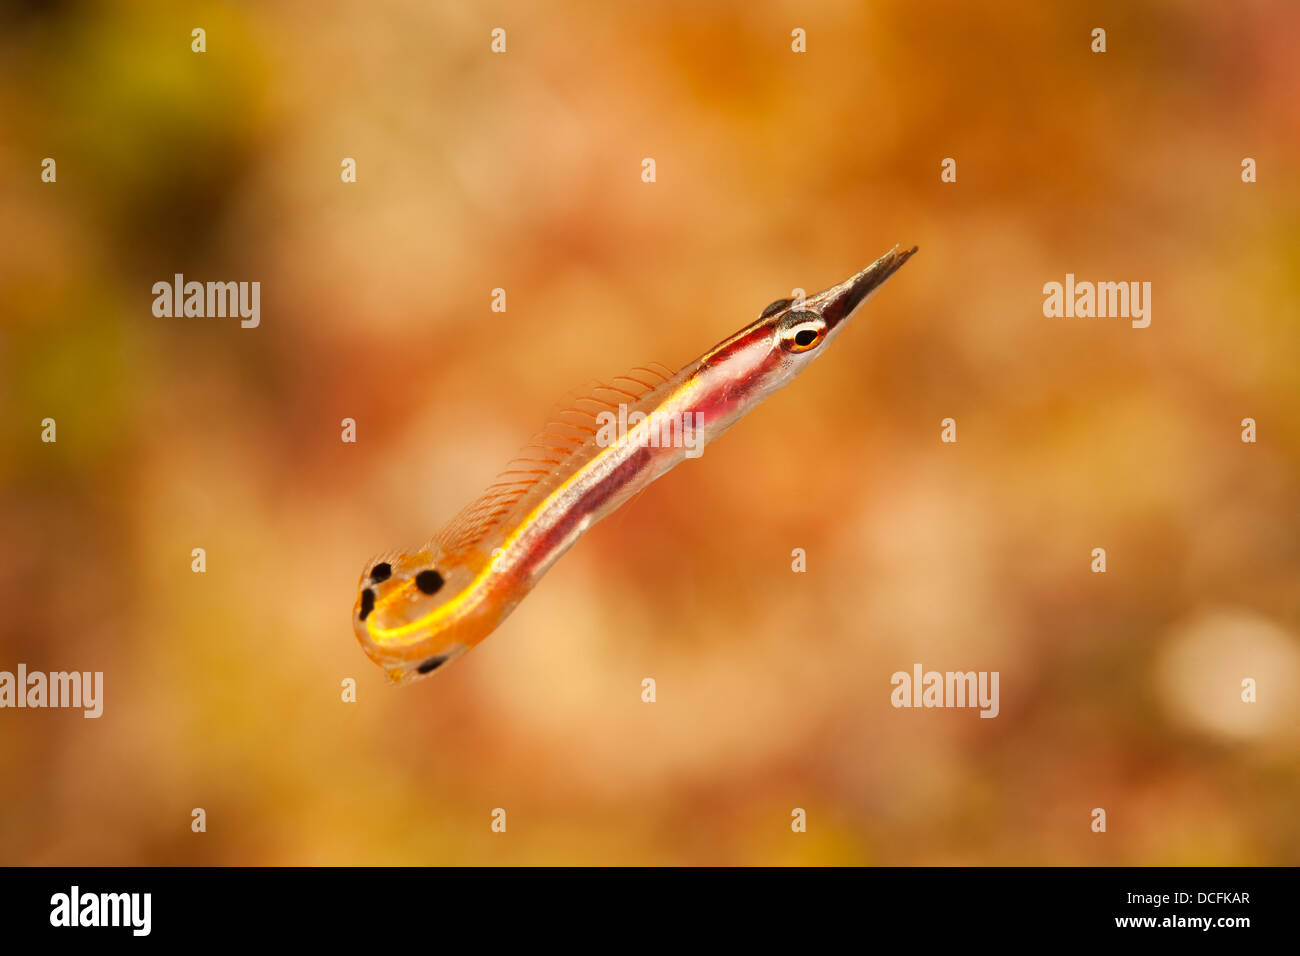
{"left": 700, "top": 243, "right": 917, "bottom": 401}
{"left": 770, "top": 242, "right": 916, "bottom": 356}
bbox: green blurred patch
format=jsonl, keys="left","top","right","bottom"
{"left": 2, "top": 288, "right": 142, "bottom": 478}
{"left": 33, "top": 2, "right": 272, "bottom": 260}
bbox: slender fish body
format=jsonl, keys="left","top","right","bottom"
{"left": 353, "top": 244, "right": 917, "bottom": 683}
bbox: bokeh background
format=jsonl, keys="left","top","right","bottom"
{"left": 1, "top": 0, "right": 1297, "bottom": 865}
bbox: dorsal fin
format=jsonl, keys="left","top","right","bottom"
{"left": 431, "top": 363, "right": 681, "bottom": 563}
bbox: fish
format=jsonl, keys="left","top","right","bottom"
{"left": 353, "top": 243, "right": 918, "bottom": 683}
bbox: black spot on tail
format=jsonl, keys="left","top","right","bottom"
{"left": 415, "top": 569, "right": 444, "bottom": 595}
{"left": 359, "top": 588, "right": 375, "bottom": 620}
{"left": 370, "top": 562, "right": 392, "bottom": 583}
{"left": 417, "top": 655, "right": 448, "bottom": 674}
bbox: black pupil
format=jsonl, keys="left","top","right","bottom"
{"left": 415, "top": 569, "right": 444, "bottom": 595}
{"left": 794, "top": 328, "right": 818, "bottom": 347}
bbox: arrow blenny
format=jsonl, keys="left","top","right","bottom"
{"left": 353, "top": 244, "right": 917, "bottom": 683}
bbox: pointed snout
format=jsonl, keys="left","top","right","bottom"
{"left": 809, "top": 244, "right": 917, "bottom": 327}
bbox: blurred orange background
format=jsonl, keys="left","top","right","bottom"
{"left": 1, "top": 0, "right": 1297, "bottom": 864}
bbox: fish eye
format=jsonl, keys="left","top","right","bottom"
{"left": 779, "top": 311, "right": 826, "bottom": 353}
